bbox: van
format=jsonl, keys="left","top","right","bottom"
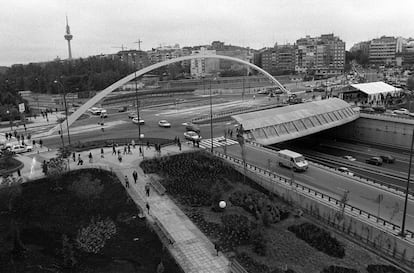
{"left": 277, "top": 149, "right": 308, "bottom": 172}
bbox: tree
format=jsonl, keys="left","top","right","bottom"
{"left": 156, "top": 261, "right": 165, "bottom": 273}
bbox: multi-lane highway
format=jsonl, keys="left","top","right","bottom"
{"left": 38, "top": 91, "right": 413, "bottom": 232}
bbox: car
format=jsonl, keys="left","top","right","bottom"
{"left": 9, "top": 144, "right": 33, "bottom": 154}
{"left": 185, "top": 123, "right": 200, "bottom": 134}
{"left": 343, "top": 155, "right": 356, "bottom": 161}
{"left": 158, "top": 120, "right": 171, "bottom": 128}
{"left": 392, "top": 108, "right": 410, "bottom": 115}
{"left": 100, "top": 109, "right": 108, "bottom": 118}
{"left": 361, "top": 107, "right": 375, "bottom": 114}
{"left": 118, "top": 106, "right": 127, "bottom": 112}
{"left": 365, "top": 156, "right": 383, "bottom": 166}
{"left": 88, "top": 107, "right": 103, "bottom": 115}
{"left": 184, "top": 131, "right": 202, "bottom": 141}
{"left": 257, "top": 90, "right": 268, "bottom": 94}
{"left": 372, "top": 106, "right": 386, "bottom": 113}
{"left": 132, "top": 117, "right": 145, "bottom": 125}
{"left": 337, "top": 167, "right": 354, "bottom": 176}
{"left": 380, "top": 155, "right": 395, "bottom": 163}
{"left": 128, "top": 112, "right": 137, "bottom": 119}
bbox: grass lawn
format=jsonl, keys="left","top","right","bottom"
{"left": 140, "top": 151, "right": 404, "bottom": 273}
{"left": 0, "top": 168, "right": 182, "bottom": 273}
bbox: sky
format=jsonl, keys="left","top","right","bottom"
{"left": 0, "top": 0, "right": 413, "bottom": 66}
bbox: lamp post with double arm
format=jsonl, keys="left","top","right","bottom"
{"left": 53, "top": 80, "right": 71, "bottom": 145}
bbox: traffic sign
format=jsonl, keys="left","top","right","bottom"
{"left": 18, "top": 103, "right": 25, "bottom": 113}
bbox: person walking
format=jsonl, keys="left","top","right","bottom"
{"left": 131, "top": 139, "right": 135, "bottom": 149}
{"left": 123, "top": 145, "right": 127, "bottom": 155}
{"left": 112, "top": 143, "right": 116, "bottom": 155}
{"left": 72, "top": 152, "right": 76, "bottom": 162}
{"left": 146, "top": 141, "right": 150, "bottom": 150}
{"left": 127, "top": 144, "right": 131, "bottom": 154}
{"left": 117, "top": 149, "right": 121, "bottom": 156}
{"left": 88, "top": 152, "right": 93, "bottom": 163}
{"left": 146, "top": 202, "right": 150, "bottom": 214}
{"left": 39, "top": 139, "right": 43, "bottom": 148}
{"left": 101, "top": 148, "right": 104, "bottom": 158}
{"left": 132, "top": 170, "right": 138, "bottom": 184}
{"left": 139, "top": 146, "right": 143, "bottom": 156}
{"left": 145, "top": 183, "right": 150, "bottom": 197}
{"left": 124, "top": 175, "right": 130, "bottom": 188}
{"left": 77, "top": 154, "right": 83, "bottom": 165}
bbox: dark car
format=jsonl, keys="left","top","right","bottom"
{"left": 373, "top": 106, "right": 386, "bottom": 113}
{"left": 365, "top": 156, "right": 383, "bottom": 166}
{"left": 380, "top": 155, "right": 395, "bottom": 163}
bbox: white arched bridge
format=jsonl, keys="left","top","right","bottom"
{"left": 48, "top": 53, "right": 289, "bottom": 135}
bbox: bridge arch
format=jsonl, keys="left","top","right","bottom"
{"left": 49, "top": 54, "right": 288, "bottom": 135}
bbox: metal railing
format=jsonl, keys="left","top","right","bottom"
{"left": 212, "top": 150, "right": 414, "bottom": 239}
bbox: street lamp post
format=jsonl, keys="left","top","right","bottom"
{"left": 400, "top": 128, "right": 414, "bottom": 237}
{"left": 133, "top": 56, "right": 142, "bottom": 142}
{"left": 54, "top": 80, "right": 71, "bottom": 145}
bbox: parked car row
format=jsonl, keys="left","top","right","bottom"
{"left": 342, "top": 154, "right": 395, "bottom": 166}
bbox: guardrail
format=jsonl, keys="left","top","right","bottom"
{"left": 212, "top": 150, "right": 414, "bottom": 239}
{"left": 246, "top": 139, "right": 414, "bottom": 200}
{"left": 230, "top": 259, "right": 249, "bottom": 273}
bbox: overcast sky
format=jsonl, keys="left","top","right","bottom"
{"left": 0, "top": 0, "right": 413, "bottom": 66}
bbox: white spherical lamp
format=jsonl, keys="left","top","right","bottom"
{"left": 219, "top": 201, "right": 226, "bottom": 209}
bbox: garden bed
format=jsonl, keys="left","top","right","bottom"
{"left": 0, "top": 168, "right": 182, "bottom": 273}
{"left": 140, "top": 151, "right": 406, "bottom": 273}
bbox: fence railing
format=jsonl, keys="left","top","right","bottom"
{"left": 246, "top": 139, "right": 414, "bottom": 200}
{"left": 212, "top": 150, "right": 414, "bottom": 240}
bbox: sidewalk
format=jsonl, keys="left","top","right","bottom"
{"left": 15, "top": 143, "right": 230, "bottom": 273}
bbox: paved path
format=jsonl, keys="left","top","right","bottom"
{"left": 12, "top": 143, "right": 230, "bottom": 273}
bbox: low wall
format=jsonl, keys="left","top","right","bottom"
{"left": 214, "top": 151, "right": 414, "bottom": 270}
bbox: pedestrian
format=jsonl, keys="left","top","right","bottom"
{"left": 123, "top": 145, "right": 127, "bottom": 155}
{"left": 32, "top": 139, "right": 36, "bottom": 147}
{"left": 131, "top": 139, "right": 135, "bottom": 149}
{"left": 88, "top": 152, "right": 93, "bottom": 163}
{"left": 77, "top": 154, "right": 82, "bottom": 165}
{"left": 39, "top": 139, "right": 43, "bottom": 148}
{"left": 178, "top": 141, "right": 182, "bottom": 151}
{"left": 17, "top": 169, "right": 21, "bottom": 177}
{"left": 24, "top": 124, "right": 27, "bottom": 131}
{"left": 146, "top": 202, "right": 150, "bottom": 214}
{"left": 72, "top": 152, "right": 76, "bottom": 162}
{"left": 145, "top": 183, "right": 150, "bottom": 197}
{"left": 124, "top": 175, "right": 130, "bottom": 188}
{"left": 132, "top": 170, "right": 138, "bottom": 184}
{"left": 127, "top": 144, "right": 131, "bottom": 154}
{"left": 112, "top": 145, "right": 116, "bottom": 155}
{"left": 139, "top": 146, "right": 142, "bottom": 155}
{"left": 117, "top": 149, "right": 121, "bottom": 156}
{"left": 118, "top": 154, "right": 122, "bottom": 163}
{"left": 14, "top": 130, "right": 17, "bottom": 137}
{"left": 146, "top": 141, "right": 150, "bottom": 149}
{"left": 101, "top": 148, "right": 104, "bottom": 158}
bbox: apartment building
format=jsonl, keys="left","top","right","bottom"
{"left": 261, "top": 45, "right": 296, "bottom": 75}
{"left": 190, "top": 47, "right": 219, "bottom": 78}
{"left": 369, "top": 36, "right": 397, "bottom": 65}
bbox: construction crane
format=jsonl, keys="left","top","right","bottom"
{"left": 134, "top": 39, "right": 143, "bottom": 51}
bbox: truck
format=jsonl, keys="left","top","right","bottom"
{"left": 277, "top": 149, "right": 308, "bottom": 172}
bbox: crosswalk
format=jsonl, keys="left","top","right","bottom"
{"left": 198, "top": 136, "right": 239, "bottom": 149}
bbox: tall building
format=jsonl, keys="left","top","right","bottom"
{"left": 368, "top": 36, "right": 397, "bottom": 65}
{"left": 261, "top": 44, "right": 296, "bottom": 75}
{"left": 64, "top": 16, "right": 73, "bottom": 60}
{"left": 190, "top": 47, "right": 219, "bottom": 78}
{"left": 295, "top": 34, "right": 345, "bottom": 78}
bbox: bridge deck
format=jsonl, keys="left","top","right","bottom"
{"left": 232, "top": 98, "right": 359, "bottom": 145}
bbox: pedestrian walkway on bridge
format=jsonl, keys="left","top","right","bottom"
{"left": 232, "top": 98, "right": 359, "bottom": 145}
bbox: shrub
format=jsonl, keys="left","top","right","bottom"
{"left": 221, "top": 214, "right": 256, "bottom": 248}
{"left": 61, "top": 234, "right": 77, "bottom": 268}
{"left": 288, "top": 223, "right": 345, "bottom": 258}
{"left": 236, "top": 252, "right": 270, "bottom": 273}
{"left": 75, "top": 217, "right": 116, "bottom": 254}
{"left": 251, "top": 228, "right": 266, "bottom": 256}
{"left": 366, "top": 265, "right": 405, "bottom": 273}
{"left": 321, "top": 265, "right": 358, "bottom": 273}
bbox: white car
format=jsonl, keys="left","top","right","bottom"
{"left": 158, "top": 120, "right": 171, "bottom": 128}
{"left": 393, "top": 108, "right": 410, "bottom": 115}
{"left": 343, "top": 155, "right": 356, "bottom": 161}
{"left": 184, "top": 131, "right": 202, "bottom": 141}
{"left": 9, "top": 144, "right": 33, "bottom": 154}
{"left": 337, "top": 167, "right": 354, "bottom": 176}
{"left": 100, "top": 109, "right": 108, "bottom": 118}
{"left": 88, "top": 107, "right": 103, "bottom": 115}
{"left": 132, "top": 117, "right": 145, "bottom": 125}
